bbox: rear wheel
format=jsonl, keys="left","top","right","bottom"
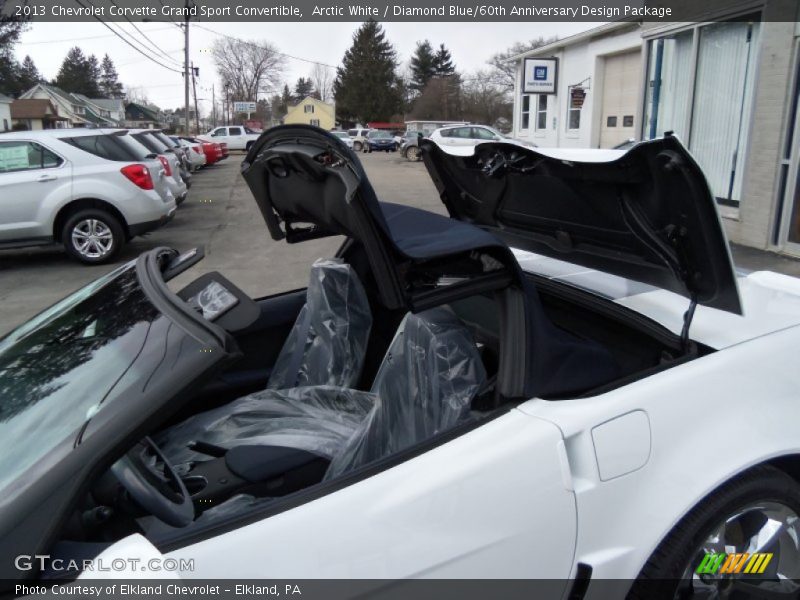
{"left": 628, "top": 466, "right": 800, "bottom": 599}
{"left": 62, "top": 209, "right": 125, "bottom": 265}
{"left": 406, "top": 146, "right": 420, "bottom": 161}
{"left": 353, "top": 141, "right": 363, "bottom": 152}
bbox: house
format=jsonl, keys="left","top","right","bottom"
{"left": 511, "top": 5, "right": 800, "bottom": 260}
{"left": 0, "top": 94, "right": 11, "bottom": 132}
{"left": 19, "top": 83, "right": 119, "bottom": 127}
{"left": 10, "top": 99, "right": 68, "bottom": 130}
{"left": 74, "top": 95, "right": 125, "bottom": 124}
{"left": 283, "top": 96, "right": 335, "bottom": 130}
{"left": 124, "top": 102, "right": 163, "bottom": 129}
{"left": 512, "top": 22, "right": 643, "bottom": 150}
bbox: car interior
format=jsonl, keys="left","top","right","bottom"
{"left": 46, "top": 129, "right": 712, "bottom": 569}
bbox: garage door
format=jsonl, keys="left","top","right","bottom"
{"left": 599, "top": 50, "right": 641, "bottom": 148}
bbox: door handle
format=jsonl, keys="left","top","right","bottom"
{"left": 37, "top": 174, "right": 57, "bottom": 182}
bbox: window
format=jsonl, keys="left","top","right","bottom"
{"left": 228, "top": 127, "right": 243, "bottom": 135}
{"left": 521, "top": 95, "right": 530, "bottom": 130}
{"left": 2, "top": 118, "right": 7, "bottom": 131}
{"left": 472, "top": 127, "right": 498, "bottom": 140}
{"left": 536, "top": 95, "right": 548, "bottom": 130}
{"left": 310, "top": 119, "right": 320, "bottom": 127}
{"left": 623, "top": 115, "right": 634, "bottom": 127}
{"left": 304, "top": 105, "right": 315, "bottom": 114}
{"left": 347, "top": 129, "right": 358, "bottom": 137}
{"left": 645, "top": 20, "right": 761, "bottom": 205}
{"left": 607, "top": 116, "right": 618, "bottom": 127}
{"left": 211, "top": 128, "right": 226, "bottom": 137}
{"left": 0, "top": 141, "right": 63, "bottom": 173}
{"left": 62, "top": 135, "right": 140, "bottom": 162}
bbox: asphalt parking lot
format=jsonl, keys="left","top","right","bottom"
{"left": 2, "top": 148, "right": 800, "bottom": 337}
{"left": 0, "top": 151, "right": 441, "bottom": 336}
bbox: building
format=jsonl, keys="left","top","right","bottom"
{"left": 513, "top": 6, "right": 800, "bottom": 258}
{"left": 0, "top": 94, "right": 11, "bottom": 131}
{"left": 124, "top": 102, "right": 163, "bottom": 129}
{"left": 10, "top": 99, "right": 68, "bottom": 130}
{"left": 19, "top": 84, "right": 119, "bottom": 127}
{"left": 512, "top": 22, "right": 643, "bottom": 149}
{"left": 283, "top": 96, "right": 335, "bottom": 130}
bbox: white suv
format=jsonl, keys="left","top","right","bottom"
{"left": 200, "top": 125, "right": 260, "bottom": 151}
{"left": 0, "top": 129, "right": 177, "bottom": 264}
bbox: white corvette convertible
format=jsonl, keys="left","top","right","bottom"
{"left": 1, "top": 126, "right": 799, "bottom": 599}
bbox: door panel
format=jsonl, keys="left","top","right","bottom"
{"left": 600, "top": 51, "right": 641, "bottom": 148}
{"left": 172, "top": 411, "right": 576, "bottom": 583}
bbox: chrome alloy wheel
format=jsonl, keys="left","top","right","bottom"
{"left": 71, "top": 218, "right": 115, "bottom": 259}
{"left": 676, "top": 501, "right": 800, "bottom": 599}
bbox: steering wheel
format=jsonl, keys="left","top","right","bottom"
{"left": 111, "top": 437, "right": 194, "bottom": 528}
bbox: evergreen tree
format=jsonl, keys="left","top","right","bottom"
{"left": 409, "top": 40, "right": 436, "bottom": 93}
{"left": 293, "top": 77, "right": 315, "bottom": 101}
{"left": 433, "top": 44, "right": 455, "bottom": 76}
{"left": 99, "top": 54, "right": 124, "bottom": 98}
{"left": 0, "top": 21, "right": 27, "bottom": 96}
{"left": 17, "top": 55, "right": 42, "bottom": 91}
{"left": 54, "top": 47, "right": 101, "bottom": 96}
{"left": 279, "top": 84, "right": 292, "bottom": 112}
{"left": 333, "top": 20, "right": 401, "bottom": 123}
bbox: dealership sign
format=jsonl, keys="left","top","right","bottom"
{"left": 233, "top": 101, "right": 257, "bottom": 113}
{"left": 523, "top": 58, "right": 557, "bottom": 94}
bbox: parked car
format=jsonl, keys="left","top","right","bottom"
{"left": 429, "top": 124, "right": 534, "bottom": 151}
{"left": 171, "top": 136, "right": 206, "bottom": 172}
{"left": 128, "top": 130, "right": 189, "bottom": 203}
{"left": 182, "top": 137, "right": 224, "bottom": 166}
{"left": 364, "top": 129, "right": 398, "bottom": 153}
{"left": 4, "top": 127, "right": 800, "bottom": 600}
{"left": 330, "top": 130, "right": 354, "bottom": 149}
{"left": 199, "top": 125, "right": 260, "bottom": 152}
{"left": 347, "top": 127, "right": 371, "bottom": 152}
{"left": 0, "top": 128, "right": 176, "bottom": 264}
{"left": 148, "top": 130, "right": 193, "bottom": 177}
{"left": 401, "top": 131, "right": 424, "bottom": 161}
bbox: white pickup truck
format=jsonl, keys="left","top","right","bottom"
{"left": 199, "top": 125, "right": 261, "bottom": 151}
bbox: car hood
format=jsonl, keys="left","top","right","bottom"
{"left": 419, "top": 135, "right": 742, "bottom": 314}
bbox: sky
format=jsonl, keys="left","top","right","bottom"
{"left": 15, "top": 21, "right": 596, "bottom": 113}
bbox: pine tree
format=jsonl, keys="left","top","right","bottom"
{"left": 409, "top": 40, "right": 436, "bottom": 93}
{"left": 17, "top": 55, "right": 42, "bottom": 91}
{"left": 0, "top": 21, "right": 26, "bottom": 96}
{"left": 433, "top": 44, "right": 455, "bottom": 76}
{"left": 280, "top": 84, "right": 292, "bottom": 112}
{"left": 333, "top": 20, "right": 401, "bottom": 123}
{"left": 99, "top": 54, "right": 124, "bottom": 98}
{"left": 54, "top": 47, "right": 101, "bottom": 96}
{"left": 293, "top": 77, "right": 314, "bottom": 101}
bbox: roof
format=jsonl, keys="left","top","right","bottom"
{"left": 89, "top": 98, "right": 124, "bottom": 111}
{"left": 125, "top": 102, "right": 160, "bottom": 122}
{"left": 511, "top": 21, "right": 640, "bottom": 60}
{"left": 10, "top": 99, "right": 66, "bottom": 120}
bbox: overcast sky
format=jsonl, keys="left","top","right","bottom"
{"left": 16, "top": 21, "right": 595, "bottom": 112}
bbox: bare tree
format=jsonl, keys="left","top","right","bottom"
{"left": 486, "top": 37, "right": 558, "bottom": 93}
{"left": 460, "top": 70, "right": 512, "bottom": 129}
{"left": 310, "top": 63, "right": 334, "bottom": 103}
{"left": 212, "top": 37, "right": 287, "bottom": 103}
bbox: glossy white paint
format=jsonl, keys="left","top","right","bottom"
{"left": 169, "top": 411, "right": 577, "bottom": 584}
{"left": 591, "top": 410, "right": 651, "bottom": 481}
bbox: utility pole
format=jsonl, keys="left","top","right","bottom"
{"left": 211, "top": 84, "right": 216, "bottom": 127}
{"left": 183, "top": 0, "right": 191, "bottom": 134}
{"left": 191, "top": 62, "right": 200, "bottom": 134}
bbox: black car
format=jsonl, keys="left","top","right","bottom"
{"left": 364, "top": 130, "right": 398, "bottom": 153}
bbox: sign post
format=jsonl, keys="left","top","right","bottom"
{"left": 233, "top": 101, "right": 257, "bottom": 121}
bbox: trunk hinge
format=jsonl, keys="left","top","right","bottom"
{"left": 680, "top": 293, "right": 698, "bottom": 353}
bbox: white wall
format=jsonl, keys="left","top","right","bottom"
{"left": 0, "top": 103, "right": 11, "bottom": 131}
{"left": 513, "top": 26, "right": 643, "bottom": 149}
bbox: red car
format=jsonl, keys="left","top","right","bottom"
{"left": 180, "top": 137, "right": 224, "bottom": 166}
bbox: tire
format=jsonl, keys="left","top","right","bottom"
{"left": 62, "top": 208, "right": 125, "bottom": 265}
{"left": 353, "top": 141, "right": 363, "bottom": 152}
{"left": 406, "top": 146, "right": 420, "bottom": 161}
{"left": 627, "top": 465, "right": 800, "bottom": 600}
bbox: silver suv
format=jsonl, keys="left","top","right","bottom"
{"left": 0, "top": 129, "right": 177, "bottom": 264}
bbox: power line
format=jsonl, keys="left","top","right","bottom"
{"left": 71, "top": 0, "right": 184, "bottom": 74}
{"left": 193, "top": 24, "right": 338, "bottom": 70}
{"left": 101, "top": 0, "right": 183, "bottom": 66}
{"left": 23, "top": 26, "right": 175, "bottom": 45}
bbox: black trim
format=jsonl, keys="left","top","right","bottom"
{"left": 129, "top": 211, "right": 175, "bottom": 238}
{"left": 0, "top": 236, "right": 55, "bottom": 250}
{"left": 567, "top": 563, "right": 593, "bottom": 600}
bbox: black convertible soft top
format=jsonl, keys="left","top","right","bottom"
{"left": 242, "top": 125, "right": 617, "bottom": 398}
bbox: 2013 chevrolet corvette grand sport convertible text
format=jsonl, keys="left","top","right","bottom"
{"left": 2, "top": 125, "right": 800, "bottom": 599}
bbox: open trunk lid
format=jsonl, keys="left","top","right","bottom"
{"left": 420, "top": 135, "right": 742, "bottom": 314}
